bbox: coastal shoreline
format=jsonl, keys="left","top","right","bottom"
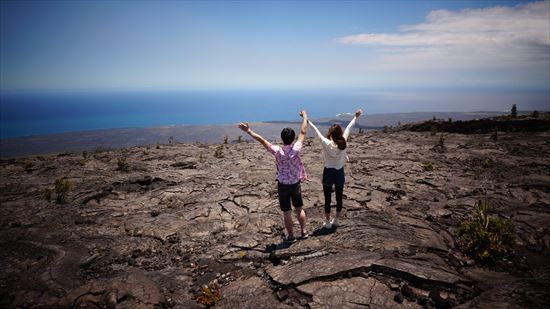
{"left": 0, "top": 111, "right": 510, "bottom": 157}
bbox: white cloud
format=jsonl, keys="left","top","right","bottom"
{"left": 336, "top": 1, "right": 550, "bottom": 69}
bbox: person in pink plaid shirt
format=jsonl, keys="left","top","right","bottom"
{"left": 238, "top": 111, "right": 309, "bottom": 243}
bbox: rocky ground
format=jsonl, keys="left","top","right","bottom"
{"left": 1, "top": 129, "right": 549, "bottom": 308}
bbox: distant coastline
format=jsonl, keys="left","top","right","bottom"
{"left": 0, "top": 111, "right": 516, "bottom": 157}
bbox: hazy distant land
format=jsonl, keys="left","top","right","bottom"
{"left": 0, "top": 111, "right": 516, "bottom": 157}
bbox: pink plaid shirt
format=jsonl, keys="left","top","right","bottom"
{"left": 268, "top": 140, "right": 307, "bottom": 185}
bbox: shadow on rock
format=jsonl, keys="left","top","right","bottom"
{"left": 265, "top": 241, "right": 294, "bottom": 253}
{"left": 311, "top": 226, "right": 338, "bottom": 237}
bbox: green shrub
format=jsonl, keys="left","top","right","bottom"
{"left": 55, "top": 178, "right": 71, "bottom": 204}
{"left": 422, "top": 162, "right": 434, "bottom": 171}
{"left": 430, "top": 125, "right": 437, "bottom": 136}
{"left": 196, "top": 284, "right": 221, "bottom": 306}
{"left": 156, "top": 142, "right": 160, "bottom": 149}
{"left": 456, "top": 198, "right": 515, "bottom": 263}
{"left": 117, "top": 157, "right": 130, "bottom": 172}
{"left": 23, "top": 160, "right": 35, "bottom": 170}
{"left": 432, "top": 134, "right": 447, "bottom": 153}
{"left": 511, "top": 104, "right": 517, "bottom": 118}
{"left": 41, "top": 188, "right": 52, "bottom": 202}
{"left": 237, "top": 135, "right": 243, "bottom": 143}
{"left": 214, "top": 145, "right": 224, "bottom": 158}
{"left": 438, "top": 134, "right": 446, "bottom": 146}
{"left": 383, "top": 125, "right": 389, "bottom": 133}
{"left": 223, "top": 135, "right": 228, "bottom": 144}
{"left": 481, "top": 158, "right": 492, "bottom": 168}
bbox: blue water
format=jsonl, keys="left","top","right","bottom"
{"left": 1, "top": 88, "right": 548, "bottom": 139}
{"left": 0, "top": 89, "right": 366, "bottom": 139}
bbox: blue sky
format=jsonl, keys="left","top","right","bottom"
{"left": 1, "top": 0, "right": 549, "bottom": 91}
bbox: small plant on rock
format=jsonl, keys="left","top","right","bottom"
{"left": 532, "top": 110, "right": 539, "bottom": 118}
{"left": 422, "top": 162, "right": 434, "bottom": 171}
{"left": 214, "top": 145, "right": 224, "bottom": 158}
{"left": 481, "top": 158, "right": 492, "bottom": 168}
{"left": 22, "top": 160, "right": 35, "bottom": 170}
{"left": 511, "top": 104, "right": 517, "bottom": 118}
{"left": 117, "top": 156, "right": 130, "bottom": 172}
{"left": 55, "top": 178, "right": 71, "bottom": 204}
{"left": 237, "top": 135, "right": 243, "bottom": 143}
{"left": 196, "top": 284, "right": 221, "bottom": 306}
{"left": 432, "top": 134, "right": 447, "bottom": 153}
{"left": 383, "top": 125, "right": 389, "bottom": 133}
{"left": 456, "top": 198, "right": 515, "bottom": 263}
{"left": 41, "top": 188, "right": 52, "bottom": 202}
{"left": 156, "top": 142, "right": 160, "bottom": 149}
{"left": 223, "top": 135, "right": 228, "bottom": 145}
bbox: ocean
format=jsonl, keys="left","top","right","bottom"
{"left": 1, "top": 88, "right": 548, "bottom": 139}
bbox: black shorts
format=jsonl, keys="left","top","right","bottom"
{"left": 277, "top": 181, "right": 304, "bottom": 212}
{"left": 322, "top": 167, "right": 345, "bottom": 186}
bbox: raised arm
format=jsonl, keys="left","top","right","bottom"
{"left": 238, "top": 122, "right": 271, "bottom": 150}
{"left": 343, "top": 109, "right": 362, "bottom": 140}
{"left": 308, "top": 120, "right": 332, "bottom": 145}
{"left": 297, "top": 110, "right": 308, "bottom": 142}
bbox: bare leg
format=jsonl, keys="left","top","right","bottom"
{"left": 336, "top": 211, "right": 342, "bottom": 219}
{"left": 294, "top": 207, "right": 306, "bottom": 235}
{"left": 283, "top": 210, "right": 294, "bottom": 239}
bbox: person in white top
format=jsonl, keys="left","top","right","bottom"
{"left": 308, "top": 109, "right": 362, "bottom": 229}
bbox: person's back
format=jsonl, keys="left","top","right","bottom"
{"left": 238, "top": 111, "right": 309, "bottom": 243}
{"left": 319, "top": 139, "right": 347, "bottom": 169}
{"left": 269, "top": 140, "right": 306, "bottom": 185}
{"left": 308, "top": 109, "right": 362, "bottom": 229}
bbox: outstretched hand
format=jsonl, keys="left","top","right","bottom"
{"left": 238, "top": 122, "right": 250, "bottom": 132}
{"left": 355, "top": 109, "right": 363, "bottom": 118}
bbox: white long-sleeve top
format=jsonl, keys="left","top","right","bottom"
{"left": 308, "top": 117, "right": 357, "bottom": 169}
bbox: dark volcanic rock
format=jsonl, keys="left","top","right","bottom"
{"left": 215, "top": 276, "right": 291, "bottom": 309}
{"left": 298, "top": 277, "right": 420, "bottom": 308}
{"left": 1, "top": 128, "right": 549, "bottom": 308}
{"left": 58, "top": 271, "right": 164, "bottom": 309}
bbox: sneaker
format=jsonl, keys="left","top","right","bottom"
{"left": 299, "top": 231, "right": 309, "bottom": 239}
{"left": 283, "top": 236, "right": 297, "bottom": 244}
{"left": 322, "top": 219, "right": 332, "bottom": 229}
{"left": 331, "top": 218, "right": 341, "bottom": 227}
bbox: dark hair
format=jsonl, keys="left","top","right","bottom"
{"left": 327, "top": 124, "right": 346, "bottom": 150}
{"left": 281, "top": 127, "right": 295, "bottom": 145}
